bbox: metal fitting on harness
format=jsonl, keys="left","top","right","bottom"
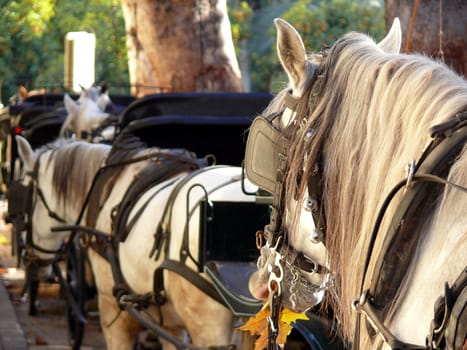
{"left": 427, "top": 270, "right": 467, "bottom": 350}
{"left": 115, "top": 286, "right": 153, "bottom": 311}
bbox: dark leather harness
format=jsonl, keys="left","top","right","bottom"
{"left": 22, "top": 137, "right": 229, "bottom": 307}
{"left": 73, "top": 136, "right": 233, "bottom": 313}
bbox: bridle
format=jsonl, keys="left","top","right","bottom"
{"left": 9, "top": 148, "right": 71, "bottom": 304}
{"left": 21, "top": 149, "right": 68, "bottom": 261}
{"left": 245, "top": 66, "right": 329, "bottom": 349}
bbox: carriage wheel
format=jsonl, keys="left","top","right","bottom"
{"left": 65, "top": 236, "right": 86, "bottom": 350}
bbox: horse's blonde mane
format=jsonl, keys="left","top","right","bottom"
{"left": 281, "top": 32, "right": 467, "bottom": 342}
{"left": 44, "top": 139, "right": 110, "bottom": 209}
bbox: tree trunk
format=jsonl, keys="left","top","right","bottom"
{"left": 385, "top": 0, "right": 466, "bottom": 76}
{"left": 121, "top": 0, "right": 243, "bottom": 97}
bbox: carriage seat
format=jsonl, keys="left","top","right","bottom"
{"left": 114, "top": 92, "right": 272, "bottom": 165}
{"left": 204, "top": 261, "right": 262, "bottom": 316}
{"left": 8, "top": 93, "right": 78, "bottom": 116}
{"left": 117, "top": 92, "right": 272, "bottom": 131}
{"left": 198, "top": 200, "right": 271, "bottom": 316}
{"left": 9, "top": 93, "right": 134, "bottom": 117}
{"left": 18, "top": 110, "right": 66, "bottom": 149}
{"left": 114, "top": 115, "right": 255, "bottom": 166}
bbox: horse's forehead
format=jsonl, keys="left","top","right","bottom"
{"left": 81, "top": 100, "right": 107, "bottom": 117}
{"left": 82, "top": 99, "right": 99, "bottom": 111}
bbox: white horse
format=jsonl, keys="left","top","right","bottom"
{"left": 60, "top": 86, "right": 115, "bottom": 142}
{"left": 248, "top": 18, "right": 466, "bottom": 349}
{"left": 16, "top": 135, "right": 259, "bottom": 349}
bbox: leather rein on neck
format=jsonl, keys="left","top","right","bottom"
{"left": 24, "top": 150, "right": 67, "bottom": 257}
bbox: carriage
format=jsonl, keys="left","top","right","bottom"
{"left": 7, "top": 89, "right": 344, "bottom": 349}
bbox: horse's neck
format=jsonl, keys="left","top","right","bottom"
{"left": 46, "top": 144, "right": 109, "bottom": 221}
{"left": 40, "top": 160, "right": 81, "bottom": 223}
{"left": 385, "top": 149, "right": 467, "bottom": 345}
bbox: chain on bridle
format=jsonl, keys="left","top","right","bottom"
{"left": 245, "top": 66, "right": 328, "bottom": 348}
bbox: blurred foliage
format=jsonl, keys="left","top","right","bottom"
{"left": 0, "top": 0, "right": 128, "bottom": 104}
{"left": 242, "top": 0, "right": 385, "bottom": 92}
{"left": 1, "top": 0, "right": 385, "bottom": 104}
{"left": 229, "top": 1, "right": 254, "bottom": 44}
{"left": 0, "top": 0, "right": 56, "bottom": 103}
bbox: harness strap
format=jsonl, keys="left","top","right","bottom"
{"left": 353, "top": 118, "right": 467, "bottom": 349}
{"left": 114, "top": 150, "right": 201, "bottom": 244}
{"left": 352, "top": 293, "right": 426, "bottom": 349}
{"left": 153, "top": 259, "right": 227, "bottom": 308}
{"left": 353, "top": 178, "right": 467, "bottom": 350}
{"left": 180, "top": 176, "right": 240, "bottom": 269}
{"left": 149, "top": 166, "right": 228, "bottom": 261}
{"left": 35, "top": 187, "right": 67, "bottom": 223}
{"left": 429, "top": 268, "right": 467, "bottom": 349}
{"left": 306, "top": 153, "right": 326, "bottom": 241}
{"left": 118, "top": 177, "right": 179, "bottom": 244}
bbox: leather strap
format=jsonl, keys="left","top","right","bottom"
{"left": 353, "top": 118, "right": 467, "bottom": 349}
{"left": 153, "top": 259, "right": 226, "bottom": 307}
{"left": 429, "top": 268, "right": 467, "bottom": 349}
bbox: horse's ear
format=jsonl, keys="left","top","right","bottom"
{"left": 274, "top": 18, "right": 309, "bottom": 94}
{"left": 16, "top": 135, "right": 34, "bottom": 169}
{"left": 377, "top": 17, "right": 402, "bottom": 54}
{"left": 100, "top": 83, "right": 108, "bottom": 94}
{"left": 64, "top": 93, "right": 79, "bottom": 115}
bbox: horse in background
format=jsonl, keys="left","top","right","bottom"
{"left": 60, "top": 85, "right": 117, "bottom": 143}
{"left": 248, "top": 18, "right": 466, "bottom": 349}
{"left": 16, "top": 135, "right": 259, "bottom": 349}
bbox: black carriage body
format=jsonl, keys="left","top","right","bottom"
{"left": 198, "top": 199, "right": 271, "bottom": 316}
{"left": 116, "top": 92, "right": 273, "bottom": 166}
{"left": 198, "top": 200, "right": 270, "bottom": 266}
{"left": 4, "top": 93, "right": 135, "bottom": 185}
{"left": 118, "top": 92, "right": 272, "bottom": 128}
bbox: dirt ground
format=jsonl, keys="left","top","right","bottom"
{"left": 0, "top": 199, "right": 106, "bottom": 350}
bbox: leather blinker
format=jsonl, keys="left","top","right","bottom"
{"left": 245, "top": 116, "right": 288, "bottom": 194}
